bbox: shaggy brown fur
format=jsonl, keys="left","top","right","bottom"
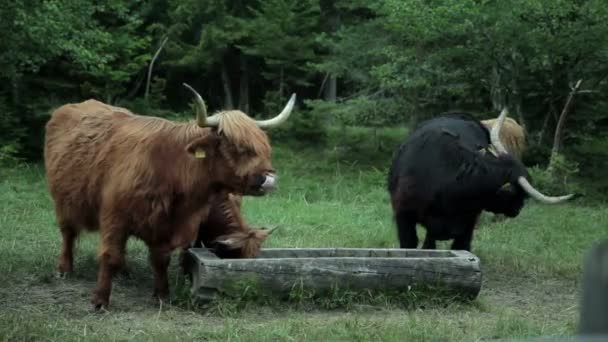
{"left": 216, "top": 111, "right": 271, "bottom": 157}
{"left": 180, "top": 193, "right": 273, "bottom": 284}
{"left": 193, "top": 193, "right": 273, "bottom": 258}
{"left": 481, "top": 117, "right": 526, "bottom": 160}
{"left": 203, "top": 194, "right": 266, "bottom": 258}
{"left": 481, "top": 117, "right": 526, "bottom": 223}
{"left": 44, "top": 99, "right": 279, "bottom": 311}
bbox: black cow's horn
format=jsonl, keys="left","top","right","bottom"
{"left": 490, "top": 108, "right": 509, "bottom": 155}
{"left": 183, "top": 83, "right": 216, "bottom": 127}
{"left": 517, "top": 176, "right": 575, "bottom": 204}
{"left": 255, "top": 94, "right": 296, "bottom": 129}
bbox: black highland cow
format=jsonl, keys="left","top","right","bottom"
{"left": 387, "top": 109, "right": 574, "bottom": 251}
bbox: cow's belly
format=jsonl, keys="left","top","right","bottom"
{"left": 130, "top": 202, "right": 211, "bottom": 251}
{"left": 421, "top": 215, "right": 469, "bottom": 240}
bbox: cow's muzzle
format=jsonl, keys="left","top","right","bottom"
{"left": 260, "top": 173, "right": 277, "bottom": 191}
{"left": 250, "top": 173, "right": 277, "bottom": 195}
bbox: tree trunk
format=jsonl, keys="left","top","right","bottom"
{"left": 510, "top": 77, "right": 526, "bottom": 131}
{"left": 324, "top": 75, "right": 337, "bottom": 102}
{"left": 238, "top": 55, "right": 249, "bottom": 113}
{"left": 318, "top": 72, "right": 338, "bottom": 102}
{"left": 490, "top": 66, "right": 506, "bottom": 112}
{"left": 105, "top": 85, "right": 113, "bottom": 104}
{"left": 409, "top": 90, "right": 420, "bottom": 128}
{"left": 537, "top": 105, "right": 554, "bottom": 145}
{"left": 221, "top": 63, "right": 234, "bottom": 109}
{"left": 126, "top": 69, "right": 146, "bottom": 100}
{"left": 549, "top": 79, "right": 582, "bottom": 164}
{"left": 145, "top": 37, "right": 168, "bottom": 102}
{"left": 320, "top": 0, "right": 339, "bottom": 102}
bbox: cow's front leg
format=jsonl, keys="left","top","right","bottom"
{"left": 149, "top": 246, "right": 171, "bottom": 300}
{"left": 451, "top": 229, "right": 473, "bottom": 251}
{"left": 91, "top": 228, "right": 128, "bottom": 312}
{"left": 395, "top": 210, "right": 418, "bottom": 248}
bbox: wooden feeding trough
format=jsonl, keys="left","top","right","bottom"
{"left": 184, "top": 247, "right": 482, "bottom": 301}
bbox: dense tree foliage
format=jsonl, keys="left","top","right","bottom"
{"left": 2, "top": 0, "right": 608, "bottom": 180}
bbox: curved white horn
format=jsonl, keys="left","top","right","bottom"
{"left": 517, "top": 176, "right": 575, "bottom": 204}
{"left": 256, "top": 93, "right": 296, "bottom": 129}
{"left": 183, "top": 83, "right": 217, "bottom": 127}
{"left": 490, "top": 108, "right": 509, "bottom": 155}
{"left": 204, "top": 113, "right": 220, "bottom": 127}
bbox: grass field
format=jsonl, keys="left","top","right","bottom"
{"left": 1, "top": 127, "right": 607, "bottom": 341}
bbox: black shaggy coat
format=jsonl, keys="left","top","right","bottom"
{"left": 387, "top": 113, "right": 530, "bottom": 251}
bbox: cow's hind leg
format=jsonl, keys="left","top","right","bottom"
{"left": 149, "top": 246, "right": 171, "bottom": 300}
{"left": 395, "top": 210, "right": 418, "bottom": 249}
{"left": 422, "top": 235, "right": 436, "bottom": 249}
{"left": 56, "top": 219, "right": 78, "bottom": 277}
{"left": 90, "top": 227, "right": 128, "bottom": 312}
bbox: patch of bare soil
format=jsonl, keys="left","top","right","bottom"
{"left": 481, "top": 270, "right": 580, "bottom": 323}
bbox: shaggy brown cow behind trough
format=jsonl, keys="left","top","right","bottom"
{"left": 481, "top": 117, "right": 526, "bottom": 160}
{"left": 481, "top": 116, "right": 526, "bottom": 223}
{"left": 180, "top": 193, "right": 278, "bottom": 279}
{"left": 193, "top": 193, "right": 278, "bottom": 258}
{"left": 44, "top": 84, "right": 295, "bottom": 311}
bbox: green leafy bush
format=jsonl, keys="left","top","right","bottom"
{"left": 527, "top": 153, "right": 583, "bottom": 197}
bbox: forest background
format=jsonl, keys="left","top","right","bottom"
{"left": 2, "top": 0, "right": 608, "bottom": 199}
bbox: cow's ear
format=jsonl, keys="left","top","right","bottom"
{"left": 185, "top": 134, "right": 220, "bottom": 159}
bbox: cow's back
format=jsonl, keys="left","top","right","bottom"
{"left": 44, "top": 100, "right": 132, "bottom": 230}
{"left": 388, "top": 113, "right": 490, "bottom": 208}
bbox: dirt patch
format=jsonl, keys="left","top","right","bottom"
{"left": 480, "top": 270, "right": 580, "bottom": 324}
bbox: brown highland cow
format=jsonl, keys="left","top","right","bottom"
{"left": 44, "top": 84, "right": 294, "bottom": 311}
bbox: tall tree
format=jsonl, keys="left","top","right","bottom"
{"left": 0, "top": 0, "right": 151, "bottom": 160}
{"left": 238, "top": 0, "right": 321, "bottom": 99}
{"left": 162, "top": 0, "right": 250, "bottom": 110}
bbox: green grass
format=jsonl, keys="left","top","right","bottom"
{"left": 1, "top": 126, "right": 606, "bottom": 341}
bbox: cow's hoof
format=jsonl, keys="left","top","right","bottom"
{"left": 89, "top": 295, "right": 109, "bottom": 313}
{"left": 55, "top": 272, "right": 69, "bottom": 279}
{"left": 88, "top": 302, "right": 108, "bottom": 313}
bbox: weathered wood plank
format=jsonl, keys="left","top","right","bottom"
{"left": 185, "top": 248, "right": 482, "bottom": 301}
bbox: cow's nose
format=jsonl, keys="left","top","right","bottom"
{"left": 260, "top": 173, "right": 277, "bottom": 191}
